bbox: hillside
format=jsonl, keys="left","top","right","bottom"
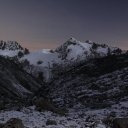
{"left": 34, "top": 54, "right": 128, "bottom": 108}
{"left": 0, "top": 56, "right": 42, "bottom": 105}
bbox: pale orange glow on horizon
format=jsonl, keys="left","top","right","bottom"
{"left": 21, "top": 41, "right": 58, "bottom": 51}
{"left": 21, "top": 40, "right": 128, "bottom": 52}
{"left": 0, "top": 0, "right": 128, "bottom": 52}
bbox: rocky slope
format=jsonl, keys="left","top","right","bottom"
{"left": 41, "top": 54, "right": 128, "bottom": 109}
{"left": 0, "top": 56, "right": 42, "bottom": 101}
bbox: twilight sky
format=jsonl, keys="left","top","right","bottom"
{"left": 0, "top": 0, "right": 128, "bottom": 51}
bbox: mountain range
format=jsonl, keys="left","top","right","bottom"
{"left": 0, "top": 38, "right": 128, "bottom": 127}
{"left": 0, "top": 38, "right": 123, "bottom": 80}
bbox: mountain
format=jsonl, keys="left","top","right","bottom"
{"left": 0, "top": 38, "right": 128, "bottom": 127}
{"left": 21, "top": 38, "right": 122, "bottom": 81}
{"left": 0, "top": 38, "right": 122, "bottom": 75}
{"left": 22, "top": 37, "right": 122, "bottom": 66}
{"left": 0, "top": 38, "right": 123, "bottom": 68}
{"left": 0, "top": 40, "right": 29, "bottom": 58}
{"left": 55, "top": 37, "right": 122, "bottom": 61}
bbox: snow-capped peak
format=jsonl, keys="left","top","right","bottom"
{"left": 54, "top": 38, "right": 122, "bottom": 61}
{"left": 0, "top": 40, "right": 23, "bottom": 51}
{"left": 14, "top": 37, "right": 123, "bottom": 81}
{"left": 0, "top": 38, "right": 123, "bottom": 80}
{"left": 0, "top": 40, "right": 29, "bottom": 58}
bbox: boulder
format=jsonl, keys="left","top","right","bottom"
{"left": 113, "top": 118, "right": 128, "bottom": 128}
{"left": 0, "top": 124, "right": 4, "bottom": 128}
{"left": 46, "top": 119, "right": 57, "bottom": 125}
{"left": 3, "top": 118, "right": 24, "bottom": 128}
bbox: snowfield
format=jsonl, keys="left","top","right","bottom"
{"left": 0, "top": 106, "right": 105, "bottom": 128}
{"left": 21, "top": 50, "right": 62, "bottom": 67}
{"left": 0, "top": 100, "right": 128, "bottom": 128}
{"left": 0, "top": 49, "right": 21, "bottom": 57}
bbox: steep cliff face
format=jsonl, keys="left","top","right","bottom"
{"left": 0, "top": 56, "right": 42, "bottom": 100}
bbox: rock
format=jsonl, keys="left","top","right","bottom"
{"left": 46, "top": 120, "right": 57, "bottom": 125}
{"left": 113, "top": 118, "right": 128, "bottom": 128}
{"left": 3, "top": 118, "right": 24, "bottom": 128}
{"left": 0, "top": 124, "right": 4, "bottom": 128}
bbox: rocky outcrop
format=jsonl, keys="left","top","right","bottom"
{"left": 0, "top": 41, "right": 23, "bottom": 51}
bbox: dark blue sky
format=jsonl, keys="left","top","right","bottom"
{"left": 0, "top": 0, "right": 128, "bottom": 50}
